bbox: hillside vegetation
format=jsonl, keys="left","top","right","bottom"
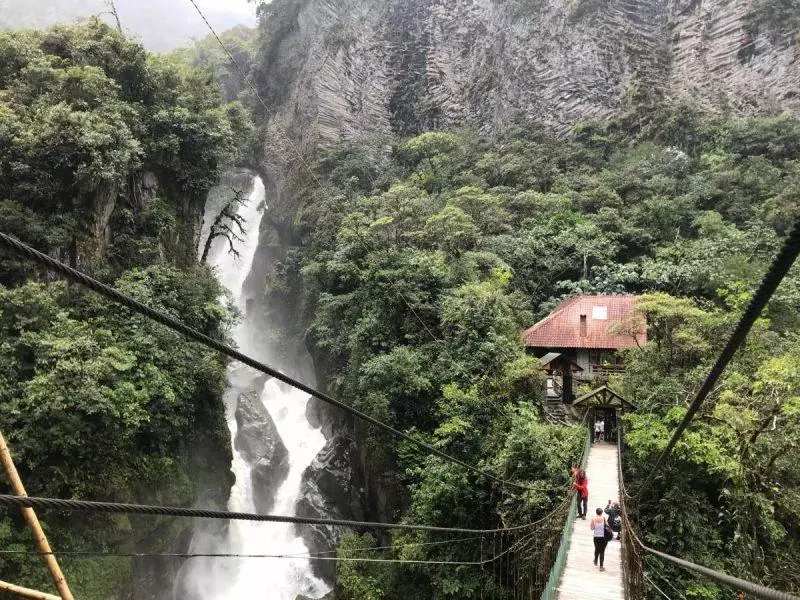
{"left": 0, "top": 21, "right": 247, "bottom": 597}
{"left": 0, "top": 9, "right": 798, "bottom": 600}
{"left": 269, "top": 107, "right": 800, "bottom": 598}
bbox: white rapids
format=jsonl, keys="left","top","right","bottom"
{"left": 174, "top": 176, "right": 330, "bottom": 600}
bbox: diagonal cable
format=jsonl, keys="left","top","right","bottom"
{"left": 0, "top": 231, "right": 529, "bottom": 491}
{"left": 0, "top": 494, "right": 534, "bottom": 534}
{"left": 638, "top": 218, "right": 800, "bottom": 495}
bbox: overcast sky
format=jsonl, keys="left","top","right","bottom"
{"left": 0, "top": 0, "right": 260, "bottom": 51}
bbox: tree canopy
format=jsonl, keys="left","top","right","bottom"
{"left": 272, "top": 106, "right": 800, "bottom": 598}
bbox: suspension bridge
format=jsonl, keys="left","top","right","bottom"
{"left": 0, "top": 218, "right": 798, "bottom": 600}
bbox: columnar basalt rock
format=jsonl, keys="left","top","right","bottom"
{"left": 259, "top": 0, "right": 798, "bottom": 170}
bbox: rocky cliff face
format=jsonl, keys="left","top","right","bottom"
{"left": 296, "top": 432, "right": 366, "bottom": 581}
{"left": 258, "top": 0, "right": 798, "bottom": 176}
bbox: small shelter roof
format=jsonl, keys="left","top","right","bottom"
{"left": 572, "top": 386, "right": 637, "bottom": 411}
{"left": 538, "top": 352, "right": 583, "bottom": 373}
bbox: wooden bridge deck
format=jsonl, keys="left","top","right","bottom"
{"left": 557, "top": 442, "right": 624, "bottom": 600}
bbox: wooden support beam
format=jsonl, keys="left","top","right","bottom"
{"left": 0, "top": 579, "right": 62, "bottom": 600}
{"left": 0, "top": 431, "right": 74, "bottom": 600}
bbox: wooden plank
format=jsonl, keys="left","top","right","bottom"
{"left": 0, "top": 580, "right": 61, "bottom": 600}
{"left": 556, "top": 442, "right": 624, "bottom": 600}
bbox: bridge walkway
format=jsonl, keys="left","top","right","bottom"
{"left": 557, "top": 441, "right": 624, "bottom": 600}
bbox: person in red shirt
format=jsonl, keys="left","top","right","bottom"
{"left": 571, "top": 467, "right": 589, "bottom": 519}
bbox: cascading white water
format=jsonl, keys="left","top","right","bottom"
{"left": 175, "top": 176, "right": 330, "bottom": 600}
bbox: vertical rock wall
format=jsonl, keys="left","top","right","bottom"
{"left": 669, "top": 0, "right": 800, "bottom": 112}
{"left": 258, "top": 0, "right": 798, "bottom": 164}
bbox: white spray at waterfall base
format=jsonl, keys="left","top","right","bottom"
{"left": 175, "top": 176, "right": 330, "bottom": 599}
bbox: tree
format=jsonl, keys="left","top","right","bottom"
{"left": 200, "top": 189, "right": 248, "bottom": 263}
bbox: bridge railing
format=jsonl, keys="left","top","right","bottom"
{"left": 538, "top": 429, "right": 591, "bottom": 600}
{"left": 617, "top": 425, "right": 646, "bottom": 600}
{"left": 618, "top": 422, "right": 800, "bottom": 600}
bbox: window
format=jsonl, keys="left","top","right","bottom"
{"left": 592, "top": 306, "right": 608, "bottom": 320}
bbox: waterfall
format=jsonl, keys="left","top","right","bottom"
{"left": 174, "top": 176, "right": 330, "bottom": 600}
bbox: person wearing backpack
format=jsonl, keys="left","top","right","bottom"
{"left": 590, "top": 507, "right": 612, "bottom": 571}
{"left": 604, "top": 500, "right": 621, "bottom": 540}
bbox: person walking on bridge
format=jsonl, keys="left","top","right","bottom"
{"left": 571, "top": 467, "right": 588, "bottom": 519}
{"left": 590, "top": 508, "right": 609, "bottom": 571}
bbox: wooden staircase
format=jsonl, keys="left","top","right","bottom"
{"left": 543, "top": 398, "right": 572, "bottom": 426}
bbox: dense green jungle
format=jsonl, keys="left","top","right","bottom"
{"left": 0, "top": 3, "right": 799, "bottom": 600}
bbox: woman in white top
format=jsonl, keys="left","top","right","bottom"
{"left": 589, "top": 507, "right": 608, "bottom": 571}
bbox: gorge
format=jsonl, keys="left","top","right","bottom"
{"left": 0, "top": 0, "right": 799, "bottom": 598}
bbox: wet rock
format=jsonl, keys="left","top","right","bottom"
{"left": 234, "top": 390, "right": 290, "bottom": 513}
{"left": 295, "top": 593, "right": 335, "bottom": 600}
{"left": 305, "top": 396, "right": 350, "bottom": 439}
{"left": 296, "top": 434, "right": 365, "bottom": 582}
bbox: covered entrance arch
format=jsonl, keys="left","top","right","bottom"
{"left": 572, "top": 385, "right": 636, "bottom": 443}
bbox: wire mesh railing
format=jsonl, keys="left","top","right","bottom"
{"left": 617, "top": 425, "right": 646, "bottom": 600}
{"left": 538, "top": 429, "right": 591, "bottom": 600}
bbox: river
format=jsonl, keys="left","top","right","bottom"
{"left": 174, "top": 176, "right": 330, "bottom": 600}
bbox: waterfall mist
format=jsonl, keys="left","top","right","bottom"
{"left": 174, "top": 176, "right": 330, "bottom": 600}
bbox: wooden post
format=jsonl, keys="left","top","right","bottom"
{"left": 0, "top": 579, "right": 61, "bottom": 600}
{"left": 0, "top": 431, "right": 74, "bottom": 600}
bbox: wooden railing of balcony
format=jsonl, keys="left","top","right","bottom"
{"left": 590, "top": 363, "right": 626, "bottom": 376}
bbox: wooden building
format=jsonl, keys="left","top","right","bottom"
{"left": 523, "top": 295, "right": 646, "bottom": 403}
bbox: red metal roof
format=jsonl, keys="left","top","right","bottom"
{"left": 523, "top": 295, "right": 646, "bottom": 350}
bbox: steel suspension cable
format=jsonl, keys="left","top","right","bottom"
{"left": 0, "top": 494, "right": 537, "bottom": 534}
{"left": 618, "top": 426, "right": 800, "bottom": 600}
{"left": 645, "top": 574, "right": 674, "bottom": 600}
{"left": 0, "top": 545, "right": 521, "bottom": 566}
{"left": 0, "top": 534, "right": 483, "bottom": 560}
{"left": 0, "top": 549, "right": 486, "bottom": 566}
{"left": 638, "top": 218, "right": 800, "bottom": 496}
{"left": 0, "top": 231, "right": 531, "bottom": 492}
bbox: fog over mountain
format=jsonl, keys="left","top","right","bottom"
{"left": 0, "top": 0, "right": 258, "bottom": 50}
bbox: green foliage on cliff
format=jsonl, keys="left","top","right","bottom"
{"left": 745, "top": 0, "right": 800, "bottom": 40}
{"left": 0, "top": 19, "right": 251, "bottom": 272}
{"left": 0, "top": 21, "right": 239, "bottom": 598}
{"left": 0, "top": 267, "right": 233, "bottom": 597}
{"left": 619, "top": 293, "right": 800, "bottom": 598}
{"left": 168, "top": 25, "right": 256, "bottom": 102}
{"left": 276, "top": 103, "right": 800, "bottom": 597}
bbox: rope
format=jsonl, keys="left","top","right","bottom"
{"left": 0, "top": 534, "right": 537, "bottom": 566}
{"left": 618, "top": 427, "right": 800, "bottom": 600}
{"left": 645, "top": 574, "right": 674, "bottom": 600}
{"left": 641, "top": 546, "right": 799, "bottom": 600}
{"left": 0, "top": 549, "right": 488, "bottom": 566}
{"left": 0, "top": 534, "right": 483, "bottom": 560}
{"left": 0, "top": 494, "right": 539, "bottom": 535}
{"left": 281, "top": 533, "right": 484, "bottom": 557}
{"left": 0, "top": 231, "right": 532, "bottom": 492}
{"left": 638, "top": 218, "right": 800, "bottom": 495}
{"left": 652, "top": 566, "right": 690, "bottom": 600}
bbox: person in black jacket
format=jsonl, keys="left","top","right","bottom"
{"left": 604, "top": 500, "right": 621, "bottom": 540}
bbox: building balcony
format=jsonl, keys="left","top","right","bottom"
{"left": 589, "top": 363, "right": 626, "bottom": 377}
